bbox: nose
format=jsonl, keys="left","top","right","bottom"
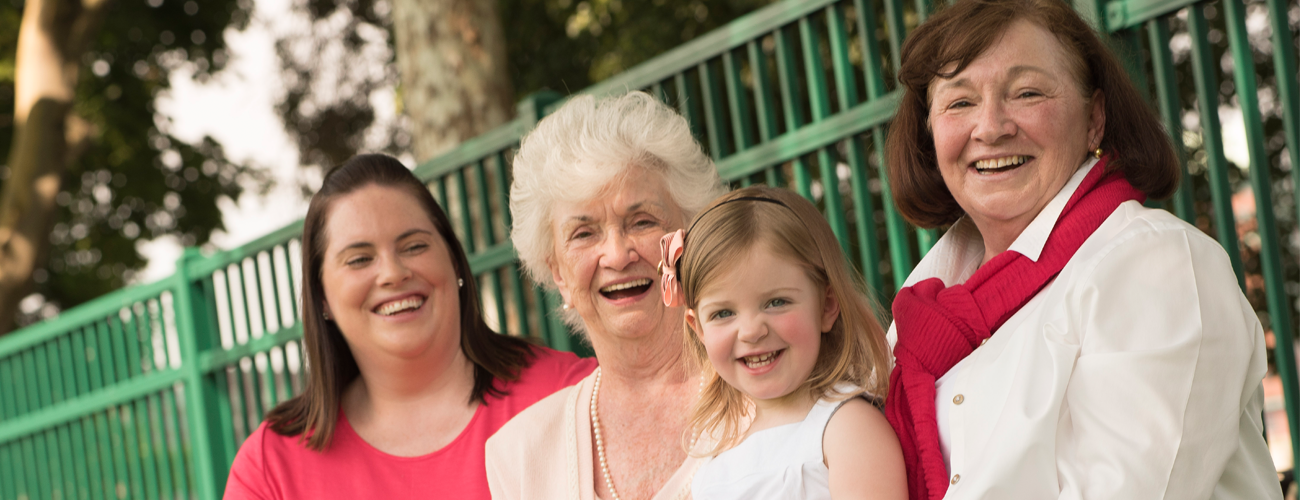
{"left": 378, "top": 254, "right": 412, "bottom": 286}
{"left": 972, "top": 99, "right": 1017, "bottom": 144}
{"left": 598, "top": 229, "right": 641, "bottom": 271}
{"left": 737, "top": 314, "right": 768, "bottom": 344}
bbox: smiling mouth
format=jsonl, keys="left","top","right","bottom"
{"left": 972, "top": 155, "right": 1032, "bottom": 175}
{"left": 374, "top": 296, "right": 425, "bottom": 316}
{"left": 599, "top": 278, "right": 653, "bottom": 300}
{"left": 740, "top": 349, "right": 784, "bottom": 369}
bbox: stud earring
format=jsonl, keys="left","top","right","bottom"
{"left": 562, "top": 303, "right": 571, "bottom": 311}
{"left": 457, "top": 278, "right": 464, "bottom": 288}
{"left": 322, "top": 309, "right": 333, "bottom": 321}
{"left": 1093, "top": 147, "right": 1103, "bottom": 159}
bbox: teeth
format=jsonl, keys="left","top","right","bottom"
{"left": 377, "top": 297, "right": 424, "bottom": 316}
{"left": 742, "top": 351, "right": 780, "bottom": 368}
{"left": 600, "top": 278, "right": 651, "bottom": 293}
{"left": 973, "top": 155, "right": 1029, "bottom": 173}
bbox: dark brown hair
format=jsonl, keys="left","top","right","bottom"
{"left": 679, "top": 186, "right": 892, "bottom": 455}
{"left": 885, "top": 0, "right": 1179, "bottom": 228}
{"left": 264, "top": 153, "right": 534, "bottom": 451}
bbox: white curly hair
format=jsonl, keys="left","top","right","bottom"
{"left": 510, "top": 91, "right": 725, "bottom": 291}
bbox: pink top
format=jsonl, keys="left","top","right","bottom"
{"left": 224, "top": 347, "right": 596, "bottom": 499}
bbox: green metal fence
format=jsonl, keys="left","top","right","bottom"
{"left": 1, "top": 0, "right": 1298, "bottom": 497}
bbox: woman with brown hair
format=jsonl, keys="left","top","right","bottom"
{"left": 883, "top": 0, "right": 1280, "bottom": 499}
{"left": 223, "top": 154, "right": 594, "bottom": 499}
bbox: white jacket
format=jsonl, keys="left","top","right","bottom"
{"left": 890, "top": 160, "right": 1283, "bottom": 500}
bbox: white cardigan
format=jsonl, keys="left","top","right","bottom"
{"left": 891, "top": 160, "right": 1283, "bottom": 499}
{"left": 485, "top": 371, "right": 704, "bottom": 500}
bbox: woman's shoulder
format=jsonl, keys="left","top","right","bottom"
{"left": 1063, "top": 202, "right": 1259, "bottom": 349}
{"left": 1076, "top": 202, "right": 1234, "bottom": 280}
{"left": 486, "top": 377, "right": 583, "bottom": 459}
{"left": 502, "top": 346, "right": 596, "bottom": 398}
{"left": 226, "top": 421, "right": 308, "bottom": 499}
{"left": 484, "top": 378, "right": 585, "bottom": 499}
{"left": 527, "top": 346, "right": 598, "bottom": 384}
{"left": 1105, "top": 202, "right": 1223, "bottom": 253}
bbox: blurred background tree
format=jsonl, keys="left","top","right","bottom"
{"left": 0, "top": 0, "right": 781, "bottom": 333}
{"left": 0, "top": 0, "right": 267, "bottom": 332}
{"left": 270, "top": 0, "right": 777, "bottom": 184}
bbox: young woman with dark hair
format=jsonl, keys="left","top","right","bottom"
{"left": 224, "top": 154, "right": 594, "bottom": 499}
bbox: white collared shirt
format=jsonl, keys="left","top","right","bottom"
{"left": 888, "top": 159, "right": 1283, "bottom": 499}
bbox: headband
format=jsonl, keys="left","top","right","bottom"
{"left": 658, "top": 196, "right": 790, "bottom": 307}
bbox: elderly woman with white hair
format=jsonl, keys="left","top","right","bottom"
{"left": 486, "top": 91, "right": 725, "bottom": 499}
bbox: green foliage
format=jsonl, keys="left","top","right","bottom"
{"left": 276, "top": 0, "right": 403, "bottom": 178}
{"left": 0, "top": 0, "right": 267, "bottom": 324}
{"left": 502, "top": 0, "right": 777, "bottom": 96}
{"left": 271, "top": 0, "right": 778, "bottom": 178}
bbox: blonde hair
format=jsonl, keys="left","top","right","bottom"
{"left": 679, "top": 186, "right": 892, "bottom": 456}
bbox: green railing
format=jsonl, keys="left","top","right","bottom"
{"left": 1, "top": 0, "right": 1297, "bottom": 497}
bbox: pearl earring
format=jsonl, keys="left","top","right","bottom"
{"left": 562, "top": 303, "right": 571, "bottom": 310}
{"left": 457, "top": 278, "right": 464, "bottom": 287}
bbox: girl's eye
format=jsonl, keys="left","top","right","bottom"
{"left": 708, "top": 309, "right": 734, "bottom": 321}
{"left": 765, "top": 298, "right": 790, "bottom": 308}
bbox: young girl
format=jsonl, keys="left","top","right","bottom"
{"left": 658, "top": 186, "right": 907, "bottom": 500}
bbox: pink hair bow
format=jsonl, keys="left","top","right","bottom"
{"left": 658, "top": 229, "right": 685, "bottom": 307}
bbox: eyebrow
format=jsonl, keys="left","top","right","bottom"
{"left": 932, "top": 65, "right": 1053, "bottom": 94}
{"left": 560, "top": 201, "right": 665, "bottom": 226}
{"left": 697, "top": 287, "right": 805, "bottom": 308}
{"left": 334, "top": 228, "right": 435, "bottom": 257}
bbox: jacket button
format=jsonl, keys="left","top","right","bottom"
{"left": 980, "top": 338, "right": 989, "bottom": 346}
{"left": 953, "top": 394, "right": 965, "bottom": 405}
{"left": 951, "top": 474, "right": 961, "bottom": 485}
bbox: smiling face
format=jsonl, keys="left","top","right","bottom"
{"left": 928, "top": 19, "right": 1105, "bottom": 252}
{"left": 548, "top": 167, "right": 685, "bottom": 341}
{"left": 319, "top": 184, "right": 462, "bottom": 366}
{"left": 686, "top": 244, "right": 839, "bottom": 411}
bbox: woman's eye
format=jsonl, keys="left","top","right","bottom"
{"left": 345, "top": 256, "right": 372, "bottom": 267}
{"left": 633, "top": 218, "right": 657, "bottom": 228}
{"left": 947, "top": 100, "right": 972, "bottom": 110}
{"left": 570, "top": 229, "right": 593, "bottom": 241}
{"left": 1018, "top": 90, "right": 1043, "bottom": 98}
{"left": 404, "top": 242, "right": 429, "bottom": 253}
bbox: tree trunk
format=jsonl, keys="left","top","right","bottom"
{"left": 0, "top": 0, "right": 111, "bottom": 333}
{"left": 391, "top": 0, "right": 515, "bottom": 161}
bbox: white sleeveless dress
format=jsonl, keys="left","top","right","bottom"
{"left": 690, "top": 391, "right": 861, "bottom": 500}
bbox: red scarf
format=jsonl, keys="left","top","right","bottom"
{"left": 884, "top": 158, "right": 1143, "bottom": 500}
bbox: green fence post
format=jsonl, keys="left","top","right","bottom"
{"left": 1223, "top": 0, "right": 1300, "bottom": 469}
{"left": 173, "top": 248, "right": 229, "bottom": 499}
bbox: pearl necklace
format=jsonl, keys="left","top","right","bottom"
{"left": 590, "top": 367, "right": 704, "bottom": 500}
{"left": 591, "top": 367, "right": 622, "bottom": 500}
